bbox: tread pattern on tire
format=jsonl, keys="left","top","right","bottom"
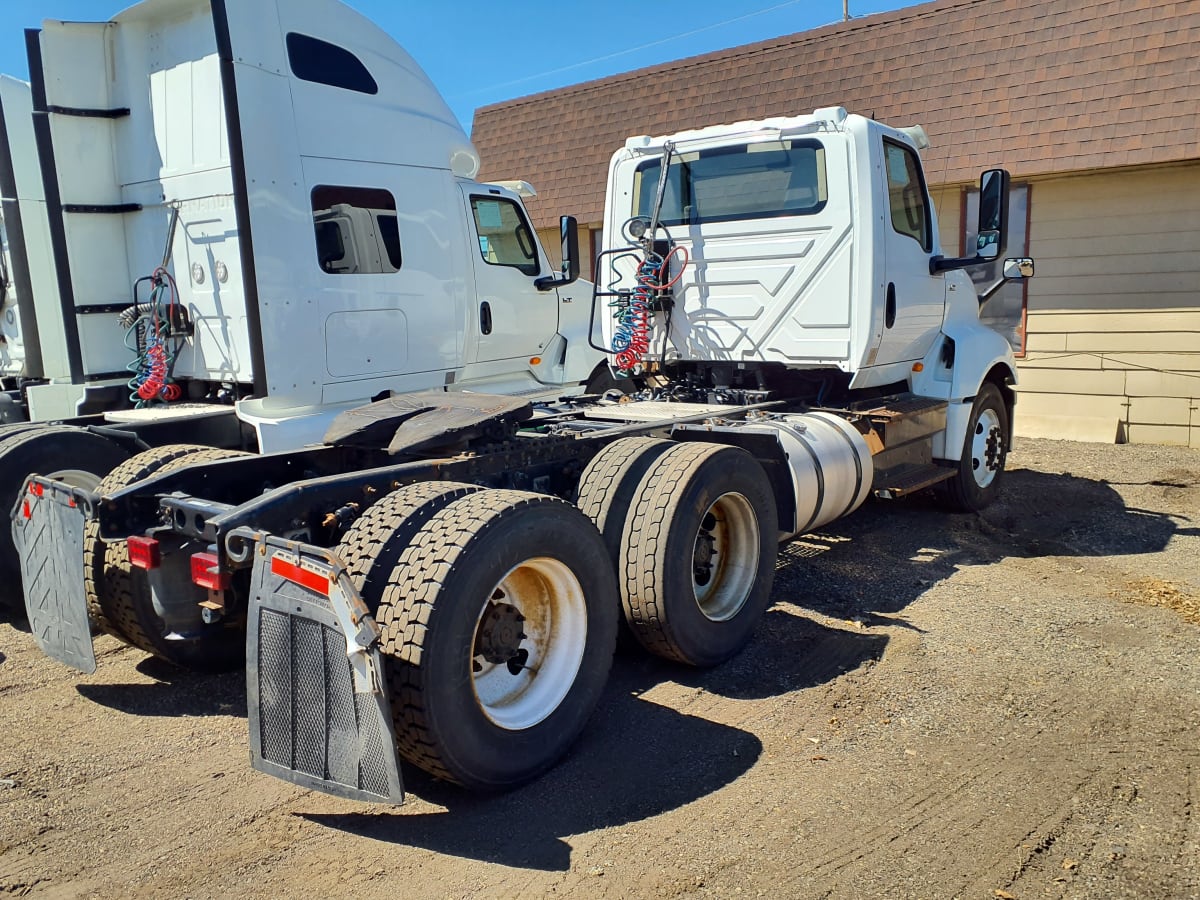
{"left": 86, "top": 445, "right": 248, "bottom": 652}
{"left": 373, "top": 490, "right": 585, "bottom": 784}
{"left": 576, "top": 436, "right": 672, "bottom": 554}
{"left": 620, "top": 441, "right": 778, "bottom": 666}
{"left": 620, "top": 442, "right": 724, "bottom": 662}
{"left": 335, "top": 480, "right": 482, "bottom": 611}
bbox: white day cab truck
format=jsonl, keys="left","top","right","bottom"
{"left": 14, "top": 4, "right": 1033, "bottom": 804}
{"left": 0, "top": 0, "right": 605, "bottom": 611}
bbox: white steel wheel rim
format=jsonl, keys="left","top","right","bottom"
{"left": 47, "top": 469, "right": 103, "bottom": 491}
{"left": 692, "top": 492, "right": 760, "bottom": 622}
{"left": 970, "top": 408, "right": 1003, "bottom": 489}
{"left": 471, "top": 557, "right": 587, "bottom": 731}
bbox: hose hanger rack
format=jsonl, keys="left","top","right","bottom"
{"left": 587, "top": 141, "right": 690, "bottom": 378}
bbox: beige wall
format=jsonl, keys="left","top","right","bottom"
{"left": 1017, "top": 164, "right": 1200, "bottom": 447}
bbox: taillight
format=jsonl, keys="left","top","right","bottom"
{"left": 191, "top": 551, "right": 231, "bottom": 590}
{"left": 127, "top": 536, "right": 161, "bottom": 570}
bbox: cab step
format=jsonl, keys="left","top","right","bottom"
{"left": 873, "top": 462, "right": 954, "bottom": 499}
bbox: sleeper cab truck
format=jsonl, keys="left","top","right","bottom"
{"left": 15, "top": 106, "right": 1033, "bottom": 804}
{"left": 0, "top": 0, "right": 604, "bottom": 611}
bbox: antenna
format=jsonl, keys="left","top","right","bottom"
{"left": 844, "top": 0, "right": 850, "bottom": 21}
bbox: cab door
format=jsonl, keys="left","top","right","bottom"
{"left": 873, "top": 138, "right": 946, "bottom": 366}
{"left": 461, "top": 186, "right": 558, "bottom": 364}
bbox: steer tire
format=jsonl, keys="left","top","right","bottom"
{"left": 373, "top": 489, "right": 618, "bottom": 790}
{"left": 936, "top": 382, "right": 1010, "bottom": 512}
{"left": 0, "top": 426, "right": 130, "bottom": 611}
{"left": 619, "top": 442, "right": 778, "bottom": 667}
{"left": 88, "top": 444, "right": 250, "bottom": 670}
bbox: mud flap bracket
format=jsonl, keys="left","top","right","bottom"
{"left": 235, "top": 528, "right": 403, "bottom": 804}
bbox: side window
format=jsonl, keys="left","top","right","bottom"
{"left": 470, "top": 197, "right": 539, "bottom": 276}
{"left": 884, "top": 140, "right": 931, "bottom": 251}
{"left": 286, "top": 33, "right": 378, "bottom": 95}
{"left": 311, "top": 185, "right": 401, "bottom": 275}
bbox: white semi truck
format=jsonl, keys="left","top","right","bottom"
{"left": 14, "top": 2, "right": 1033, "bottom": 804}
{"left": 0, "top": 0, "right": 607, "bottom": 609}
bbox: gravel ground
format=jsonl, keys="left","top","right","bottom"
{"left": 0, "top": 436, "right": 1197, "bottom": 899}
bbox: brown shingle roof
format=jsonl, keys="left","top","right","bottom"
{"left": 472, "top": 0, "right": 1200, "bottom": 229}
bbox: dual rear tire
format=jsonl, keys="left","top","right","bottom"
{"left": 337, "top": 484, "right": 619, "bottom": 790}
{"left": 578, "top": 438, "right": 779, "bottom": 667}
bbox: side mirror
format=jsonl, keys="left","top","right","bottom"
{"left": 976, "top": 169, "right": 1010, "bottom": 260}
{"left": 560, "top": 215, "right": 580, "bottom": 283}
{"left": 930, "top": 168, "right": 1013, "bottom": 274}
{"left": 1003, "top": 257, "right": 1034, "bottom": 279}
{"left": 536, "top": 215, "right": 581, "bottom": 290}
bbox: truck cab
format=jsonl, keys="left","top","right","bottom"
{"left": 5, "top": 0, "right": 602, "bottom": 448}
{"left": 600, "top": 105, "right": 1023, "bottom": 464}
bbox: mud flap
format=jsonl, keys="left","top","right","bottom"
{"left": 238, "top": 531, "right": 403, "bottom": 804}
{"left": 12, "top": 477, "right": 96, "bottom": 674}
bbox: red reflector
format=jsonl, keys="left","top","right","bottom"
{"left": 191, "top": 552, "right": 232, "bottom": 590}
{"left": 22, "top": 501, "right": 31, "bottom": 520}
{"left": 270, "top": 555, "right": 331, "bottom": 596}
{"left": 30, "top": 482, "right": 43, "bottom": 497}
{"left": 127, "top": 536, "right": 161, "bottom": 570}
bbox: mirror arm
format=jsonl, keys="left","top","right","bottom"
{"left": 929, "top": 253, "right": 990, "bottom": 275}
{"left": 976, "top": 276, "right": 1009, "bottom": 305}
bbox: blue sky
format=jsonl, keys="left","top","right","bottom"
{"left": 0, "top": 0, "right": 918, "bottom": 131}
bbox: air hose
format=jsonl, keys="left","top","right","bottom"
{"left": 125, "top": 267, "right": 182, "bottom": 406}
{"left": 611, "top": 244, "right": 689, "bottom": 377}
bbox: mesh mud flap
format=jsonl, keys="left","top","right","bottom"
{"left": 12, "top": 477, "right": 96, "bottom": 673}
{"left": 240, "top": 532, "right": 403, "bottom": 804}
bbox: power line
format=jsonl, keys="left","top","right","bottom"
{"left": 449, "top": 0, "right": 813, "bottom": 101}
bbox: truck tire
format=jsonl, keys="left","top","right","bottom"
{"left": 0, "top": 425, "right": 130, "bottom": 610}
{"left": 936, "top": 382, "right": 1010, "bottom": 512}
{"left": 576, "top": 436, "right": 674, "bottom": 564}
{"left": 372, "top": 490, "right": 618, "bottom": 789}
{"left": 619, "top": 442, "right": 778, "bottom": 667}
{"left": 336, "top": 480, "right": 482, "bottom": 610}
{"left": 87, "top": 444, "right": 250, "bottom": 670}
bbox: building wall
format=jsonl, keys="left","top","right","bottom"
{"left": 1017, "top": 163, "right": 1200, "bottom": 447}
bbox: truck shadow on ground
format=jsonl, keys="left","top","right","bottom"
{"left": 301, "top": 614, "right": 885, "bottom": 870}
{"left": 75, "top": 656, "right": 247, "bottom": 717}
{"left": 773, "top": 467, "right": 1197, "bottom": 622}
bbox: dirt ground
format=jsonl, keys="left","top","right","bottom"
{"left": 1, "top": 436, "right": 1198, "bottom": 899}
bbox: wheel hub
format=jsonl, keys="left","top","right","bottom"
{"left": 693, "top": 516, "right": 717, "bottom": 586}
{"left": 473, "top": 599, "right": 527, "bottom": 666}
{"left": 984, "top": 426, "right": 1002, "bottom": 470}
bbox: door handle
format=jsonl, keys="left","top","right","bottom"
{"left": 480, "top": 301, "right": 492, "bottom": 335}
{"left": 885, "top": 283, "right": 896, "bottom": 329}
